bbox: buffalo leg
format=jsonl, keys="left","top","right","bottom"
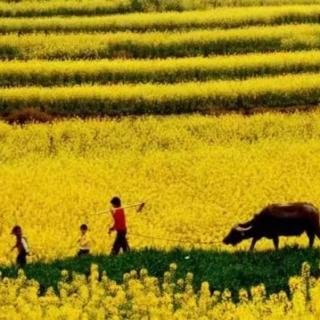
{"left": 307, "top": 231, "right": 315, "bottom": 248}
{"left": 272, "top": 236, "right": 279, "bottom": 250}
{"left": 249, "top": 238, "right": 258, "bottom": 251}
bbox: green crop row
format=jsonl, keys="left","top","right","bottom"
{"left": 0, "top": 0, "right": 319, "bottom": 17}
{"left": 1, "top": 24, "right": 320, "bottom": 59}
{"left": 1, "top": 51, "right": 320, "bottom": 86}
{"left": 0, "top": 73, "right": 320, "bottom": 116}
{"left": 1, "top": 6, "right": 320, "bottom": 33}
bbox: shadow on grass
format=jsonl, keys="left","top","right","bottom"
{"left": 1, "top": 246, "right": 319, "bottom": 297}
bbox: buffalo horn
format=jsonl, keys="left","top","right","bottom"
{"left": 235, "top": 225, "right": 252, "bottom": 232}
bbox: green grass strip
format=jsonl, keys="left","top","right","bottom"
{"left": 1, "top": 247, "right": 319, "bottom": 298}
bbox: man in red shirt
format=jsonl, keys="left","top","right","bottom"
{"left": 108, "top": 196, "right": 130, "bottom": 255}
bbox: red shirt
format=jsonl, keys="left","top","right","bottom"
{"left": 111, "top": 208, "right": 126, "bottom": 231}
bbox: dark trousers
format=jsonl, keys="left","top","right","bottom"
{"left": 77, "top": 249, "right": 90, "bottom": 257}
{"left": 17, "top": 251, "right": 27, "bottom": 269}
{"left": 111, "top": 230, "right": 130, "bottom": 256}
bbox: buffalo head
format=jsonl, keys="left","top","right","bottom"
{"left": 223, "top": 225, "right": 252, "bottom": 246}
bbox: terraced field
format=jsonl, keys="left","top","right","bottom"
{"left": 1, "top": 0, "right": 320, "bottom": 117}
{"left": 2, "top": 1, "right": 320, "bottom": 319}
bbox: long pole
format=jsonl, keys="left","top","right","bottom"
{"left": 91, "top": 203, "right": 144, "bottom": 215}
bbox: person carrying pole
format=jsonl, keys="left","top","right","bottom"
{"left": 108, "top": 196, "right": 130, "bottom": 256}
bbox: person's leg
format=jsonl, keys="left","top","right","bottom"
{"left": 117, "top": 231, "right": 126, "bottom": 253}
{"left": 21, "top": 253, "right": 27, "bottom": 268}
{"left": 17, "top": 252, "right": 26, "bottom": 269}
{"left": 111, "top": 232, "right": 121, "bottom": 256}
{"left": 121, "top": 230, "right": 130, "bottom": 253}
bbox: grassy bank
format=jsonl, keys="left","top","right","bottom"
{"left": 1, "top": 247, "right": 319, "bottom": 298}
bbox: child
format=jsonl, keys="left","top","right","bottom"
{"left": 109, "top": 197, "right": 130, "bottom": 255}
{"left": 77, "top": 224, "right": 91, "bottom": 257}
{"left": 11, "top": 225, "right": 29, "bottom": 269}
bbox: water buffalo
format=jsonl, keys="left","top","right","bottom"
{"left": 223, "top": 202, "right": 320, "bottom": 250}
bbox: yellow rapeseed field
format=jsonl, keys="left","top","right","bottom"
{"left": 0, "top": 113, "right": 320, "bottom": 266}
{"left": 1, "top": 23, "right": 320, "bottom": 59}
{"left": 0, "top": 0, "right": 317, "bottom": 18}
{"left": 2, "top": 5, "right": 320, "bottom": 33}
{"left": 2, "top": 51, "right": 320, "bottom": 86}
{"left": 2, "top": 72, "right": 320, "bottom": 114}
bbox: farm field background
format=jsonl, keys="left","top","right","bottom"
{"left": 2, "top": 1, "right": 320, "bottom": 116}
{"left": 2, "top": 0, "right": 320, "bottom": 318}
